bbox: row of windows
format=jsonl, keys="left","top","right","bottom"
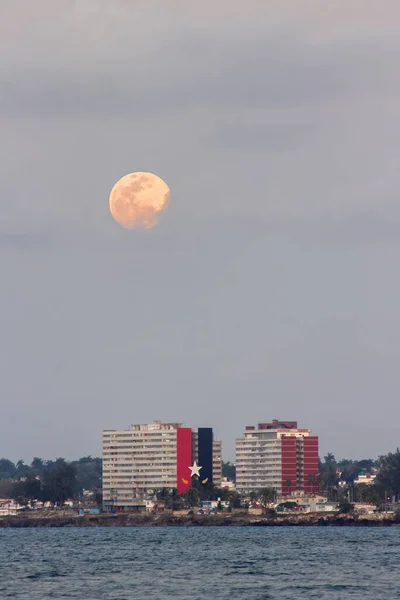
{"left": 103, "top": 444, "right": 175, "bottom": 450}
{"left": 103, "top": 454, "right": 176, "bottom": 458}
{"left": 103, "top": 461, "right": 177, "bottom": 465}
{"left": 237, "top": 469, "right": 281, "bottom": 474}
{"left": 103, "top": 432, "right": 177, "bottom": 438}
{"left": 103, "top": 469, "right": 175, "bottom": 479}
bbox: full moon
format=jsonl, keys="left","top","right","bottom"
{"left": 109, "top": 172, "right": 170, "bottom": 230}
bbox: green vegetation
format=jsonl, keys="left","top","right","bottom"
{"left": 337, "top": 499, "right": 354, "bottom": 514}
{"left": 246, "top": 488, "right": 278, "bottom": 513}
{"left": 375, "top": 449, "right": 400, "bottom": 501}
{"left": 0, "top": 448, "right": 399, "bottom": 511}
{"left": 258, "top": 488, "right": 277, "bottom": 511}
{"left": 319, "top": 450, "right": 400, "bottom": 506}
{"left": 276, "top": 501, "right": 298, "bottom": 512}
{"left": 0, "top": 459, "right": 17, "bottom": 479}
{"left": 0, "top": 456, "right": 102, "bottom": 507}
{"left": 222, "top": 461, "right": 236, "bottom": 481}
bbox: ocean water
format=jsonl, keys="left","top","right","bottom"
{"left": 0, "top": 527, "right": 399, "bottom": 599}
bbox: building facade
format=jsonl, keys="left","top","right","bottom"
{"left": 102, "top": 420, "right": 222, "bottom": 510}
{"left": 235, "top": 420, "right": 319, "bottom": 496}
{"left": 0, "top": 499, "right": 21, "bottom": 516}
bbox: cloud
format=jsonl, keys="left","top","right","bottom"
{"left": 2, "top": 43, "right": 398, "bottom": 118}
{"left": 1, "top": 0, "right": 399, "bottom": 232}
{"left": 1, "top": 1, "right": 399, "bottom": 119}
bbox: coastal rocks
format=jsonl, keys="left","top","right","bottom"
{"left": 0, "top": 512, "right": 398, "bottom": 528}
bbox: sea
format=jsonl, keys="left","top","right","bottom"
{"left": 0, "top": 527, "right": 399, "bottom": 599}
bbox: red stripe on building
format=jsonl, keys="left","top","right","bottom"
{"left": 176, "top": 428, "right": 192, "bottom": 495}
{"left": 303, "top": 436, "right": 319, "bottom": 495}
{"left": 281, "top": 436, "right": 297, "bottom": 496}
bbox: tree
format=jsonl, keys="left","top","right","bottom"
{"left": 11, "top": 477, "right": 41, "bottom": 507}
{"left": 156, "top": 487, "right": 171, "bottom": 505}
{"left": 337, "top": 458, "right": 377, "bottom": 487}
{"left": 40, "top": 459, "right": 77, "bottom": 506}
{"left": 0, "top": 456, "right": 105, "bottom": 492}
{"left": 154, "top": 487, "right": 182, "bottom": 510}
{"left": 248, "top": 491, "right": 259, "bottom": 506}
{"left": 258, "top": 488, "right": 277, "bottom": 511}
{"left": 169, "top": 488, "right": 183, "bottom": 511}
{"left": 375, "top": 449, "right": 400, "bottom": 501}
{"left": 0, "top": 479, "right": 14, "bottom": 498}
{"left": 227, "top": 491, "right": 242, "bottom": 509}
{"left": 184, "top": 488, "right": 199, "bottom": 508}
{"left": 307, "top": 473, "right": 319, "bottom": 495}
{"left": 356, "top": 459, "right": 375, "bottom": 473}
{"left": 337, "top": 460, "right": 358, "bottom": 484}
{"left": 208, "top": 487, "right": 231, "bottom": 502}
{"left": 15, "top": 460, "right": 31, "bottom": 479}
{"left": 277, "top": 501, "right": 298, "bottom": 512}
{"left": 337, "top": 499, "right": 353, "bottom": 514}
{"left": 353, "top": 483, "right": 382, "bottom": 505}
{"left": 324, "top": 453, "right": 336, "bottom": 464}
{"left": 0, "top": 459, "right": 16, "bottom": 480}
{"left": 284, "top": 480, "right": 293, "bottom": 496}
{"left": 31, "top": 458, "right": 45, "bottom": 477}
{"left": 319, "top": 454, "right": 339, "bottom": 499}
{"left": 93, "top": 489, "right": 103, "bottom": 507}
{"left": 71, "top": 456, "right": 102, "bottom": 493}
{"left": 222, "top": 462, "right": 236, "bottom": 481}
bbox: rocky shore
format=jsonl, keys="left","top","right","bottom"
{"left": 0, "top": 511, "right": 398, "bottom": 528}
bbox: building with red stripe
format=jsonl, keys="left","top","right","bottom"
{"left": 236, "top": 420, "right": 319, "bottom": 497}
{"left": 103, "top": 421, "right": 222, "bottom": 511}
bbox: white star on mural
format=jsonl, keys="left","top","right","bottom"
{"left": 189, "top": 461, "right": 202, "bottom": 478}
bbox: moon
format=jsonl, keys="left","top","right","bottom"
{"left": 109, "top": 172, "right": 170, "bottom": 230}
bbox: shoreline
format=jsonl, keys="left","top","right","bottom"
{"left": 0, "top": 512, "right": 398, "bottom": 528}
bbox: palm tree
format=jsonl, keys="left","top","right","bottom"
{"left": 15, "top": 460, "right": 30, "bottom": 479}
{"left": 307, "top": 473, "right": 318, "bottom": 495}
{"left": 249, "top": 491, "right": 258, "bottom": 506}
{"left": 31, "top": 458, "right": 45, "bottom": 477}
{"left": 319, "top": 454, "right": 339, "bottom": 499}
{"left": 258, "top": 488, "right": 276, "bottom": 511}
{"left": 170, "top": 488, "right": 182, "bottom": 511}
{"left": 324, "top": 453, "right": 336, "bottom": 464}
{"left": 0, "top": 459, "right": 16, "bottom": 480}
{"left": 375, "top": 449, "right": 400, "bottom": 502}
{"left": 184, "top": 488, "right": 199, "bottom": 508}
{"left": 156, "top": 487, "right": 171, "bottom": 508}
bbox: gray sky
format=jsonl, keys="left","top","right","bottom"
{"left": 1, "top": 0, "right": 400, "bottom": 463}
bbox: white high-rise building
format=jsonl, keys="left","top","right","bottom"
{"left": 235, "top": 420, "right": 319, "bottom": 497}
{"left": 102, "top": 420, "right": 222, "bottom": 510}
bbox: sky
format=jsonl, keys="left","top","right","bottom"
{"left": 1, "top": 0, "right": 400, "bottom": 463}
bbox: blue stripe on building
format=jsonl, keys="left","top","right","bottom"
{"left": 198, "top": 428, "right": 213, "bottom": 484}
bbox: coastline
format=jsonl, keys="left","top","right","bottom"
{"left": 0, "top": 512, "right": 398, "bottom": 528}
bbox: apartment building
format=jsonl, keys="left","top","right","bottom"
{"left": 102, "top": 420, "right": 222, "bottom": 511}
{"left": 235, "top": 420, "right": 319, "bottom": 496}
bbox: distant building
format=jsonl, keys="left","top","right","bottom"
{"left": 235, "top": 419, "right": 319, "bottom": 496}
{"left": 221, "top": 477, "right": 236, "bottom": 491}
{"left": 102, "top": 420, "right": 222, "bottom": 511}
{"left": 353, "top": 503, "right": 376, "bottom": 514}
{"left": 0, "top": 499, "right": 23, "bottom": 516}
{"left": 301, "top": 502, "right": 339, "bottom": 513}
{"left": 354, "top": 472, "right": 376, "bottom": 485}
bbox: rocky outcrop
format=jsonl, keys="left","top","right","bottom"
{"left": 0, "top": 512, "right": 398, "bottom": 528}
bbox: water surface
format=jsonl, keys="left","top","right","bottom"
{"left": 1, "top": 527, "right": 398, "bottom": 599}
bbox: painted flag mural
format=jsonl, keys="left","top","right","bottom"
{"left": 198, "top": 428, "right": 213, "bottom": 486}
{"left": 176, "top": 428, "right": 192, "bottom": 495}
